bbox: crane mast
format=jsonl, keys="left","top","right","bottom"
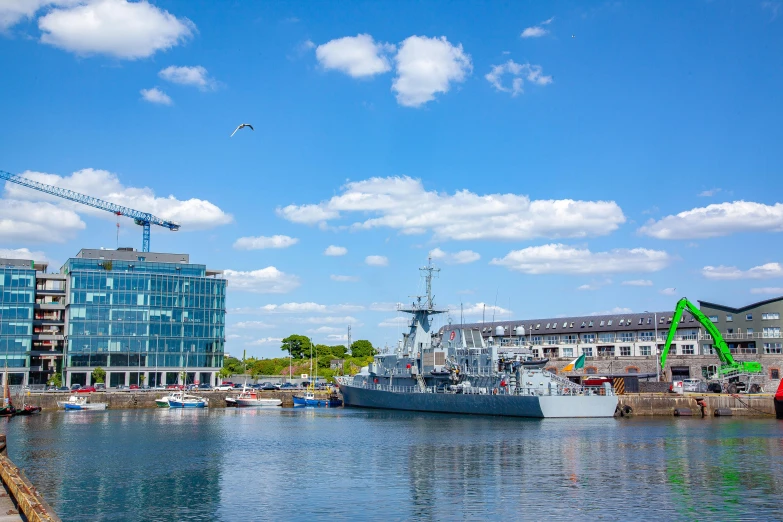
{"left": 1, "top": 169, "right": 180, "bottom": 252}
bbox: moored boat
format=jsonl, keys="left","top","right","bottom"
{"left": 58, "top": 395, "right": 107, "bottom": 411}
{"left": 168, "top": 393, "right": 208, "bottom": 409}
{"left": 292, "top": 391, "right": 329, "bottom": 407}
{"left": 235, "top": 388, "right": 281, "bottom": 408}
{"left": 15, "top": 405, "right": 42, "bottom": 416}
{"left": 336, "top": 258, "right": 618, "bottom": 419}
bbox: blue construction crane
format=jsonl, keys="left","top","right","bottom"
{"left": 1, "top": 169, "right": 180, "bottom": 252}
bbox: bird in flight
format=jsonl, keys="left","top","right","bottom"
{"left": 230, "top": 123, "right": 254, "bottom": 137}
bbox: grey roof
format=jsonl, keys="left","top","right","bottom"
{"left": 440, "top": 310, "right": 698, "bottom": 336}
{"left": 75, "top": 248, "right": 190, "bottom": 264}
{"left": 699, "top": 296, "right": 783, "bottom": 313}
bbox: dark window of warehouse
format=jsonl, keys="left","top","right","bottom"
{"left": 771, "top": 368, "right": 780, "bottom": 380}
{"left": 746, "top": 314, "right": 753, "bottom": 320}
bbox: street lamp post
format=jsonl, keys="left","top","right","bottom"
{"left": 646, "top": 311, "right": 660, "bottom": 382}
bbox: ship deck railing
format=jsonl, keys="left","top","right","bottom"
{"left": 352, "top": 382, "right": 611, "bottom": 397}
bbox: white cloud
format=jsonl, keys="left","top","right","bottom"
{"left": 452, "top": 302, "right": 512, "bottom": 317}
{"left": 248, "top": 337, "right": 283, "bottom": 346}
{"left": 140, "top": 87, "right": 172, "bottom": 105}
{"left": 0, "top": 200, "right": 85, "bottom": 243}
{"left": 379, "top": 316, "right": 409, "bottom": 327}
{"left": 622, "top": 279, "right": 653, "bottom": 286}
{"left": 369, "top": 302, "right": 402, "bottom": 312}
{"left": 330, "top": 274, "right": 359, "bottom": 282}
{"left": 277, "top": 176, "right": 625, "bottom": 241}
{"left": 324, "top": 245, "right": 347, "bottom": 256}
{"left": 223, "top": 267, "right": 300, "bottom": 294}
{"left": 365, "top": 255, "right": 388, "bottom": 266}
{"left": 303, "top": 316, "right": 361, "bottom": 325}
{"left": 590, "top": 306, "right": 633, "bottom": 316}
{"left": 4, "top": 169, "right": 231, "bottom": 232}
{"left": 159, "top": 65, "right": 217, "bottom": 90}
{"left": 638, "top": 201, "right": 783, "bottom": 239}
{"left": 231, "top": 302, "right": 363, "bottom": 315}
{"left": 485, "top": 60, "right": 552, "bottom": 96}
{"left": 521, "top": 16, "right": 554, "bottom": 38}
{"left": 491, "top": 244, "right": 671, "bottom": 274}
{"left": 315, "top": 33, "right": 394, "bottom": 77}
{"left": 0, "top": 248, "right": 50, "bottom": 263}
{"left": 429, "top": 247, "right": 480, "bottom": 264}
{"left": 0, "top": 0, "right": 71, "bottom": 30}
{"left": 232, "top": 321, "right": 275, "bottom": 329}
{"left": 577, "top": 279, "right": 612, "bottom": 291}
{"left": 326, "top": 334, "right": 349, "bottom": 341}
{"left": 392, "top": 36, "right": 472, "bottom": 107}
{"left": 698, "top": 188, "right": 722, "bottom": 197}
{"left": 660, "top": 287, "right": 678, "bottom": 296}
{"left": 233, "top": 235, "right": 299, "bottom": 250}
{"left": 750, "top": 287, "right": 783, "bottom": 295}
{"left": 39, "top": 0, "right": 195, "bottom": 59}
{"left": 307, "top": 326, "right": 343, "bottom": 334}
{"left": 702, "top": 263, "right": 783, "bottom": 280}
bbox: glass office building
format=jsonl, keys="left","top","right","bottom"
{"left": 63, "top": 249, "right": 226, "bottom": 387}
{"left": 0, "top": 259, "right": 36, "bottom": 384}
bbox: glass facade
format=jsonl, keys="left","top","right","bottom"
{"left": 63, "top": 258, "right": 226, "bottom": 380}
{"left": 0, "top": 267, "right": 35, "bottom": 369}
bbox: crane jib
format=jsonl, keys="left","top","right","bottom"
{"left": 1, "top": 169, "right": 179, "bottom": 251}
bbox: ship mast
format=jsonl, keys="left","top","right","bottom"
{"left": 421, "top": 256, "right": 440, "bottom": 311}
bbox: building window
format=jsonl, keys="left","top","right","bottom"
{"left": 681, "top": 344, "right": 695, "bottom": 355}
{"left": 747, "top": 328, "right": 754, "bottom": 335}
{"left": 618, "top": 319, "right": 624, "bottom": 326}
{"left": 582, "top": 347, "right": 593, "bottom": 357}
{"left": 588, "top": 321, "right": 594, "bottom": 327}
{"left": 562, "top": 347, "right": 574, "bottom": 358}
{"left": 709, "top": 315, "right": 718, "bottom": 322}
{"left": 702, "top": 344, "right": 714, "bottom": 355}
{"left": 620, "top": 346, "right": 631, "bottom": 356}
{"left": 562, "top": 322, "right": 568, "bottom": 328}
{"left": 746, "top": 314, "right": 753, "bottom": 320}
{"left": 763, "top": 313, "right": 780, "bottom": 320}
{"left": 639, "top": 331, "right": 655, "bottom": 341}
{"left": 585, "top": 366, "right": 598, "bottom": 374}
{"left": 599, "top": 320, "right": 605, "bottom": 327}
{"left": 727, "top": 328, "right": 733, "bottom": 334}
{"left": 640, "top": 346, "right": 651, "bottom": 356}
{"left": 607, "top": 320, "right": 613, "bottom": 326}
{"left": 726, "top": 314, "right": 733, "bottom": 322}
{"left": 764, "top": 343, "right": 783, "bottom": 354}
{"left": 535, "top": 324, "right": 540, "bottom": 330}
{"left": 619, "top": 332, "right": 635, "bottom": 342}
{"left": 763, "top": 327, "right": 781, "bottom": 338}
{"left": 702, "top": 365, "right": 718, "bottom": 379}
{"left": 582, "top": 334, "right": 596, "bottom": 344}
{"left": 597, "top": 346, "right": 614, "bottom": 356}
{"left": 598, "top": 333, "right": 614, "bottom": 343}
{"left": 771, "top": 368, "right": 780, "bottom": 380}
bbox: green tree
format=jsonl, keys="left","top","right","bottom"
{"left": 250, "top": 359, "right": 277, "bottom": 377}
{"left": 92, "top": 367, "right": 106, "bottom": 384}
{"left": 281, "top": 335, "right": 312, "bottom": 359}
{"left": 223, "top": 356, "right": 245, "bottom": 375}
{"left": 47, "top": 372, "right": 62, "bottom": 387}
{"left": 218, "top": 366, "right": 233, "bottom": 380}
{"left": 350, "top": 340, "right": 376, "bottom": 358}
{"left": 330, "top": 345, "right": 347, "bottom": 359}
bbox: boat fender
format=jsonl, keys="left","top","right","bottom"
{"left": 492, "top": 388, "right": 498, "bottom": 395}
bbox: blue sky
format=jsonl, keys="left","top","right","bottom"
{"left": 1, "top": 0, "right": 782, "bottom": 358}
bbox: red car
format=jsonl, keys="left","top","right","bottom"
{"left": 76, "top": 386, "right": 97, "bottom": 393}
{"left": 166, "top": 384, "right": 184, "bottom": 390}
{"left": 129, "top": 384, "right": 139, "bottom": 390}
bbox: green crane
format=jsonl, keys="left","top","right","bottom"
{"left": 661, "top": 298, "right": 763, "bottom": 391}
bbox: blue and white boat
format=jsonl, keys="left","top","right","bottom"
{"left": 168, "top": 393, "right": 208, "bottom": 409}
{"left": 292, "top": 391, "right": 328, "bottom": 407}
{"left": 58, "top": 395, "right": 107, "bottom": 411}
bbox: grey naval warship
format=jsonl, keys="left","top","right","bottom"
{"left": 336, "top": 259, "right": 618, "bottom": 418}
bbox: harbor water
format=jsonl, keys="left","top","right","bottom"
{"left": 2, "top": 409, "right": 783, "bottom": 521}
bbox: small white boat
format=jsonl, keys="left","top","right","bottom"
{"left": 235, "top": 389, "right": 281, "bottom": 408}
{"left": 58, "top": 395, "right": 107, "bottom": 411}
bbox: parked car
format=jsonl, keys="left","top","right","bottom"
{"left": 95, "top": 383, "right": 106, "bottom": 391}
{"left": 166, "top": 384, "right": 183, "bottom": 390}
{"left": 70, "top": 384, "right": 81, "bottom": 391}
{"left": 76, "top": 386, "right": 97, "bottom": 393}
{"left": 214, "top": 384, "right": 233, "bottom": 391}
{"left": 129, "top": 384, "right": 140, "bottom": 390}
{"left": 198, "top": 383, "right": 212, "bottom": 390}
{"left": 261, "top": 383, "right": 277, "bottom": 391}
{"left": 46, "top": 385, "right": 57, "bottom": 392}
{"left": 279, "top": 383, "right": 296, "bottom": 390}
{"left": 57, "top": 386, "right": 70, "bottom": 393}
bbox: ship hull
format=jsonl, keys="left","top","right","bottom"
{"left": 339, "top": 384, "right": 618, "bottom": 418}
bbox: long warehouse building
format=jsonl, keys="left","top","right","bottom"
{"left": 0, "top": 248, "right": 226, "bottom": 387}
{"left": 440, "top": 297, "right": 783, "bottom": 389}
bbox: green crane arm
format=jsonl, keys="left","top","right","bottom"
{"left": 660, "top": 297, "right": 736, "bottom": 371}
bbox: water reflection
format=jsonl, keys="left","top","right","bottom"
{"left": 1, "top": 411, "right": 782, "bottom": 521}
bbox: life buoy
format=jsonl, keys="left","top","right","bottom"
{"left": 449, "top": 330, "right": 456, "bottom": 341}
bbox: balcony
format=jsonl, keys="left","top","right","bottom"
{"left": 32, "top": 333, "right": 65, "bottom": 341}
{"left": 34, "top": 303, "right": 65, "bottom": 310}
